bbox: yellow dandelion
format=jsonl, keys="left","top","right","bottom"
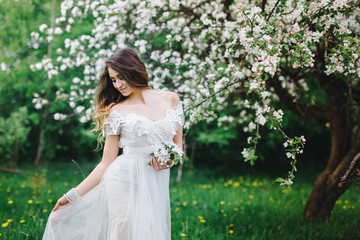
{"left": 192, "top": 200, "right": 197, "bottom": 205}
{"left": 48, "top": 189, "right": 52, "bottom": 193}
{"left": 223, "top": 213, "right": 227, "bottom": 217}
{"left": 233, "top": 182, "right": 240, "bottom": 187}
{"left": 220, "top": 209, "right": 224, "bottom": 213}
{"left": 48, "top": 199, "right": 53, "bottom": 203}
{"left": 2, "top": 222, "right": 8, "bottom": 227}
{"left": 227, "top": 202, "right": 232, "bottom": 205}
{"left": 220, "top": 201, "right": 225, "bottom": 205}
{"left": 252, "top": 181, "right": 258, "bottom": 187}
{"left": 249, "top": 195, "right": 254, "bottom": 199}
{"left": 6, "top": 187, "right": 11, "bottom": 193}
{"left": 8, "top": 200, "right": 13, "bottom": 204}
{"left": 228, "top": 180, "right": 233, "bottom": 184}
{"left": 175, "top": 207, "right": 180, "bottom": 212}
{"left": 182, "top": 202, "right": 187, "bottom": 207}
{"left": 234, "top": 207, "right": 239, "bottom": 211}
{"left": 43, "top": 209, "right": 48, "bottom": 213}
{"left": 20, "top": 220, "right": 25, "bottom": 223}
{"left": 344, "top": 200, "right": 348, "bottom": 204}
{"left": 180, "top": 233, "right": 186, "bottom": 237}
{"left": 20, "top": 184, "right": 25, "bottom": 188}
{"left": 200, "top": 219, "right": 206, "bottom": 223}
{"left": 342, "top": 205, "right": 347, "bottom": 209}
{"left": 7, "top": 219, "right": 12, "bottom": 223}
{"left": 229, "top": 230, "right": 234, "bottom": 234}
{"left": 28, "top": 200, "right": 33, "bottom": 204}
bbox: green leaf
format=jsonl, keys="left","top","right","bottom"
{"left": 275, "top": 177, "right": 285, "bottom": 182}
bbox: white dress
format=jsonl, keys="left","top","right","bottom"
{"left": 42, "top": 101, "right": 184, "bottom": 240}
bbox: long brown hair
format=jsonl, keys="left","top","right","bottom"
{"left": 92, "top": 48, "right": 151, "bottom": 144}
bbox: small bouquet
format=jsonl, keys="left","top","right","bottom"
{"left": 148, "top": 142, "right": 184, "bottom": 166}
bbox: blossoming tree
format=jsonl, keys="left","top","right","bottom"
{"left": 31, "top": 0, "right": 360, "bottom": 220}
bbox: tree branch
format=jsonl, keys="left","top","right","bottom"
{"left": 267, "top": 76, "right": 328, "bottom": 120}
{"left": 185, "top": 78, "right": 244, "bottom": 113}
{"left": 260, "top": 0, "right": 267, "bottom": 12}
{"left": 266, "top": 0, "right": 280, "bottom": 21}
{"left": 336, "top": 135, "right": 360, "bottom": 188}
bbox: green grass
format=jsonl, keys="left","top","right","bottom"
{"left": 0, "top": 162, "right": 359, "bottom": 240}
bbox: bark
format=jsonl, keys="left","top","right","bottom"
{"left": 303, "top": 112, "right": 354, "bottom": 220}
{"left": 302, "top": 74, "right": 355, "bottom": 220}
{"left": 34, "top": 102, "right": 50, "bottom": 166}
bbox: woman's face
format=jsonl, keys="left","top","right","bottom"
{"left": 108, "top": 67, "right": 133, "bottom": 97}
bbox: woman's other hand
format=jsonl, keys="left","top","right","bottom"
{"left": 52, "top": 196, "right": 69, "bottom": 212}
{"left": 151, "top": 157, "right": 174, "bottom": 171}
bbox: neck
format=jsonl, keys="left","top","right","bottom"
{"left": 127, "top": 88, "right": 152, "bottom": 105}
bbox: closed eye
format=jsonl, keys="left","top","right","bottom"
{"left": 110, "top": 74, "right": 124, "bottom": 82}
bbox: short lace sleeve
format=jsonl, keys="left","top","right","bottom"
{"left": 169, "top": 101, "right": 185, "bottom": 131}
{"left": 102, "top": 112, "right": 123, "bottom": 136}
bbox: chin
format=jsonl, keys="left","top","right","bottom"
{"left": 121, "top": 91, "right": 132, "bottom": 97}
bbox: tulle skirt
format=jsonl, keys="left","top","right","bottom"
{"left": 42, "top": 146, "right": 171, "bottom": 240}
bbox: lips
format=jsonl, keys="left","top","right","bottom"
{"left": 119, "top": 87, "right": 127, "bottom": 91}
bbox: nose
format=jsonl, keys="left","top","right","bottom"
{"left": 115, "top": 79, "right": 122, "bottom": 89}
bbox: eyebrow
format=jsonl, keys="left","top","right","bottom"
{"left": 109, "top": 74, "right": 122, "bottom": 79}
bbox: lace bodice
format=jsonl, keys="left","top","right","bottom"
{"left": 103, "top": 101, "right": 184, "bottom": 148}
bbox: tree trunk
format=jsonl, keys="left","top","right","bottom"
{"left": 34, "top": 103, "right": 50, "bottom": 166}
{"left": 303, "top": 75, "right": 355, "bottom": 221}
{"left": 303, "top": 136, "right": 360, "bottom": 220}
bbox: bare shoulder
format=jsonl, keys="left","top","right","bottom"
{"left": 108, "top": 101, "right": 128, "bottom": 114}
{"left": 160, "top": 90, "right": 180, "bottom": 107}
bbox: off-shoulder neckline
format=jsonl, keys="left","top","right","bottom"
{"left": 108, "top": 101, "right": 182, "bottom": 123}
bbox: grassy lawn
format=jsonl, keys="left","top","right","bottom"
{"left": 0, "top": 162, "right": 359, "bottom": 240}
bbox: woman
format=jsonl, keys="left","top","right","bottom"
{"left": 42, "top": 48, "right": 184, "bottom": 240}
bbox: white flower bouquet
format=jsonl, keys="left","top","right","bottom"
{"left": 148, "top": 142, "right": 184, "bottom": 166}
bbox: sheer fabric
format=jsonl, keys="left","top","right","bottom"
{"left": 42, "top": 101, "right": 184, "bottom": 240}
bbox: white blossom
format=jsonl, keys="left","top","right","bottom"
{"left": 241, "top": 148, "right": 250, "bottom": 159}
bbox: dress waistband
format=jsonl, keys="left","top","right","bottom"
{"left": 123, "top": 146, "right": 153, "bottom": 158}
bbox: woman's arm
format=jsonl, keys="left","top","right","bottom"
{"left": 52, "top": 135, "right": 119, "bottom": 211}
{"left": 173, "top": 126, "right": 183, "bottom": 151}
{"left": 151, "top": 92, "right": 183, "bottom": 171}
{"left": 171, "top": 91, "right": 183, "bottom": 150}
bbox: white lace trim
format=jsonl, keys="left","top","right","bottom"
{"left": 102, "top": 102, "right": 184, "bottom": 146}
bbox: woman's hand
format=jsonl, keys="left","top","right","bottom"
{"left": 52, "top": 195, "right": 69, "bottom": 212}
{"left": 151, "top": 157, "right": 174, "bottom": 171}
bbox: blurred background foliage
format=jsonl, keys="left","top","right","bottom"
{"left": 0, "top": 0, "right": 330, "bottom": 180}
